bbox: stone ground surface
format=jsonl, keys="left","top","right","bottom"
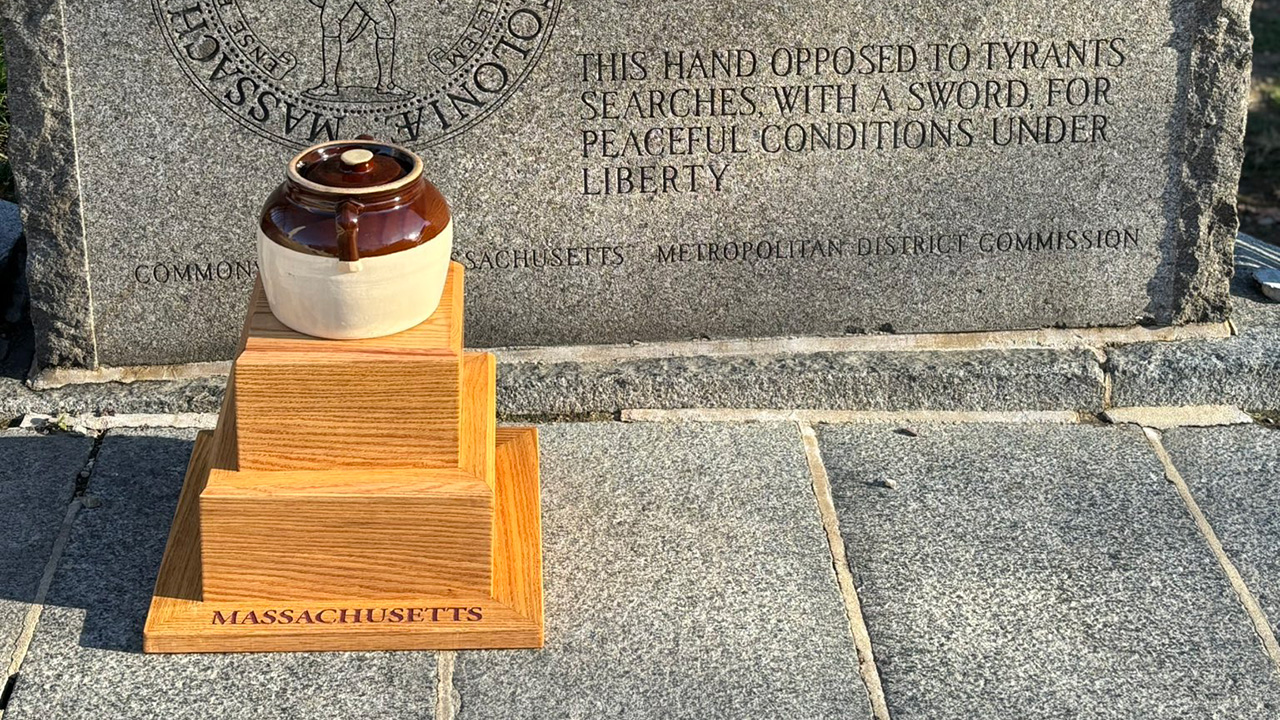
{"left": 0, "top": 417, "right": 1277, "bottom": 719}
{"left": 822, "top": 423, "right": 1278, "bottom": 719}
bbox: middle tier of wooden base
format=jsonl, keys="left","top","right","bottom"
{"left": 143, "top": 427, "right": 543, "bottom": 653}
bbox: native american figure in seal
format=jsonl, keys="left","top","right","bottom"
{"left": 305, "top": 0, "right": 411, "bottom": 98}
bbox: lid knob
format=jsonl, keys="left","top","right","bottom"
{"left": 340, "top": 148, "right": 375, "bottom": 168}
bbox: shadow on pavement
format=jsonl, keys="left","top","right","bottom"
{"left": 0, "top": 433, "right": 194, "bottom": 654}
{"left": 0, "top": 435, "right": 81, "bottom": 614}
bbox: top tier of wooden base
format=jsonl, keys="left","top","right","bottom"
{"left": 224, "top": 262, "right": 487, "bottom": 474}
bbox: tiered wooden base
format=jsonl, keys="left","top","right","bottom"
{"left": 143, "top": 263, "right": 543, "bottom": 653}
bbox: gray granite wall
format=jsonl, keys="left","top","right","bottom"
{"left": 0, "top": 0, "right": 1256, "bottom": 370}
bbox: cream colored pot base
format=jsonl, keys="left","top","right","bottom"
{"left": 257, "top": 221, "right": 454, "bottom": 339}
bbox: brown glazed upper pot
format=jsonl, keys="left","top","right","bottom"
{"left": 259, "top": 138, "right": 451, "bottom": 262}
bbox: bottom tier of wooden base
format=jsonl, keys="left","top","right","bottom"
{"left": 142, "top": 429, "right": 543, "bottom": 654}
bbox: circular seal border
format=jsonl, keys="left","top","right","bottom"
{"left": 152, "top": 0, "right": 562, "bottom": 150}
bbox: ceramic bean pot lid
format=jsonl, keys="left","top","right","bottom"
{"left": 289, "top": 140, "right": 420, "bottom": 194}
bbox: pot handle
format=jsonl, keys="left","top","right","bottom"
{"left": 336, "top": 200, "right": 361, "bottom": 262}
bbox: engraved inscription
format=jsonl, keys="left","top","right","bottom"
{"left": 576, "top": 40, "right": 1129, "bottom": 196}
{"left": 134, "top": 31, "right": 1153, "bottom": 287}
{"left": 210, "top": 606, "right": 485, "bottom": 625}
{"left": 127, "top": 227, "right": 1145, "bottom": 285}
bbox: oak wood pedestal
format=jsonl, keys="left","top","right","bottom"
{"left": 143, "top": 262, "right": 543, "bottom": 653}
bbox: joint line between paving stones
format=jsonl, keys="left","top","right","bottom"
{"left": 73, "top": 431, "right": 107, "bottom": 499}
{"left": 1098, "top": 347, "right": 1114, "bottom": 409}
{"left": 1, "top": 430, "right": 104, "bottom": 717}
{"left": 435, "top": 651, "right": 456, "bottom": 720}
{"left": 1142, "top": 427, "right": 1280, "bottom": 670}
{"left": 796, "top": 421, "right": 891, "bottom": 720}
{"left": 19, "top": 413, "right": 218, "bottom": 433}
{"left": 0, "top": 498, "right": 82, "bottom": 719}
{"left": 622, "top": 408, "right": 1084, "bottom": 425}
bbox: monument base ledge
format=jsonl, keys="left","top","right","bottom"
{"left": 26, "top": 321, "right": 1233, "bottom": 391}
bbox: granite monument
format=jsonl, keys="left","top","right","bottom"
{"left": 0, "top": 0, "right": 1253, "bottom": 370}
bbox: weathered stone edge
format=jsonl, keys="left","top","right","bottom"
{"left": 0, "top": 374, "right": 225, "bottom": 421}
{"left": 494, "top": 349, "right": 1107, "bottom": 415}
{"left": 1160, "top": 0, "right": 1253, "bottom": 323}
{"left": 0, "top": 0, "right": 96, "bottom": 369}
{"left": 14, "top": 329, "right": 1280, "bottom": 417}
{"left": 0, "top": 347, "right": 1106, "bottom": 420}
{"left": 1106, "top": 328, "right": 1280, "bottom": 410}
{"left": 12, "top": 331, "right": 1280, "bottom": 420}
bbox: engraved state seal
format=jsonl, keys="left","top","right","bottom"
{"left": 155, "top": 0, "right": 560, "bottom": 149}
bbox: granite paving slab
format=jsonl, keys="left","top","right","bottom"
{"left": 2, "top": 428, "right": 438, "bottom": 720}
{"left": 1160, "top": 425, "right": 1280, "bottom": 628}
{"left": 452, "top": 422, "right": 871, "bottom": 720}
{"left": 819, "top": 423, "right": 1280, "bottom": 719}
{"left": 0, "top": 430, "right": 91, "bottom": 661}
